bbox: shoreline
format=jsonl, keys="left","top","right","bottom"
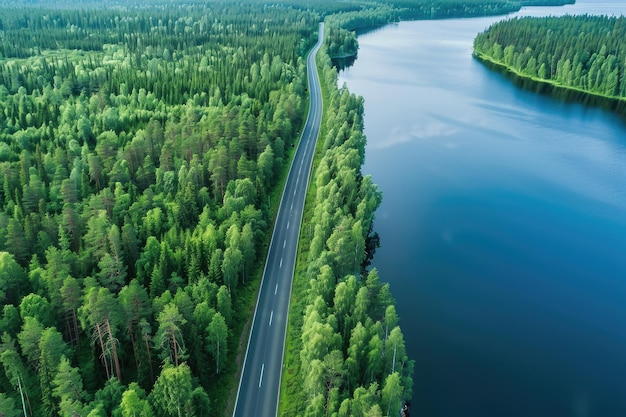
{"left": 473, "top": 49, "right": 626, "bottom": 116}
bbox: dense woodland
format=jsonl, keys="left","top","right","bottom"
{"left": 474, "top": 15, "right": 626, "bottom": 99}
{"left": 0, "top": 3, "right": 318, "bottom": 416}
{"left": 0, "top": 0, "right": 582, "bottom": 416}
{"left": 280, "top": 49, "right": 414, "bottom": 417}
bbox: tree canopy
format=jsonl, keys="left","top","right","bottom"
{"left": 474, "top": 15, "right": 626, "bottom": 100}
{"left": 0, "top": 2, "right": 316, "bottom": 415}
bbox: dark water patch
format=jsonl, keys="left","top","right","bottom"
{"left": 355, "top": 24, "right": 394, "bottom": 37}
{"left": 331, "top": 53, "right": 357, "bottom": 71}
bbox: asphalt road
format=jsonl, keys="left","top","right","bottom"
{"left": 232, "top": 22, "right": 324, "bottom": 417}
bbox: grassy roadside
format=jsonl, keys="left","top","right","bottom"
{"left": 278, "top": 50, "right": 331, "bottom": 417}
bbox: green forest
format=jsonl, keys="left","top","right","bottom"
{"left": 280, "top": 50, "right": 412, "bottom": 417}
{"left": 0, "top": 0, "right": 580, "bottom": 416}
{"left": 474, "top": 15, "right": 626, "bottom": 99}
{"left": 0, "top": 3, "right": 317, "bottom": 416}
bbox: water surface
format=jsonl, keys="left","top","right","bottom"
{"left": 338, "top": 2, "right": 626, "bottom": 416}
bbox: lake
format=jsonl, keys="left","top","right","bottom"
{"left": 337, "top": 1, "right": 626, "bottom": 416}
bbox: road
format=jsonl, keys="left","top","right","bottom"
{"left": 232, "top": 22, "right": 324, "bottom": 417}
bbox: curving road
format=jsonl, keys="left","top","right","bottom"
{"left": 232, "top": 22, "right": 324, "bottom": 417}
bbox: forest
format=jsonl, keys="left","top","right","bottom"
{"left": 0, "top": 3, "right": 318, "bottom": 416}
{"left": 0, "top": 0, "right": 582, "bottom": 416}
{"left": 278, "top": 44, "right": 416, "bottom": 416}
{"left": 474, "top": 15, "right": 626, "bottom": 99}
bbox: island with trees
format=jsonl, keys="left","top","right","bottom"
{"left": 474, "top": 15, "right": 626, "bottom": 111}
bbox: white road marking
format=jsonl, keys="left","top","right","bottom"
{"left": 283, "top": 240, "right": 286, "bottom": 248}
{"left": 275, "top": 284, "right": 278, "bottom": 295}
{"left": 280, "top": 258, "right": 283, "bottom": 268}
{"left": 291, "top": 203, "right": 293, "bottom": 211}
{"left": 259, "top": 364, "right": 265, "bottom": 388}
{"left": 269, "top": 310, "right": 273, "bottom": 326}
{"left": 293, "top": 188, "right": 296, "bottom": 196}
{"left": 287, "top": 221, "right": 290, "bottom": 229}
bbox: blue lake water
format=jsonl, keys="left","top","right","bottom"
{"left": 338, "top": 1, "right": 626, "bottom": 416}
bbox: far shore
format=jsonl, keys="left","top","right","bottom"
{"left": 473, "top": 49, "right": 626, "bottom": 114}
